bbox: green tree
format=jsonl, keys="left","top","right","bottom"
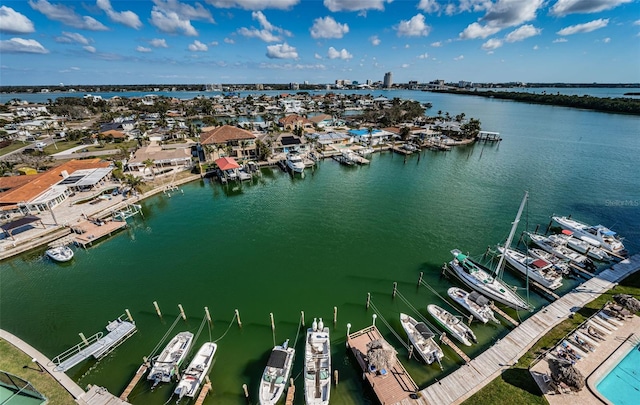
{"left": 123, "top": 174, "right": 144, "bottom": 195}
{"left": 142, "top": 158, "right": 155, "bottom": 179}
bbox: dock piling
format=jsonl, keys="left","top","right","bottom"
{"left": 178, "top": 304, "right": 186, "bottom": 321}
{"left": 366, "top": 293, "right": 371, "bottom": 310}
{"left": 153, "top": 301, "right": 162, "bottom": 318}
{"left": 235, "top": 309, "right": 242, "bottom": 328}
{"left": 334, "top": 370, "right": 339, "bottom": 386}
{"left": 242, "top": 383, "right": 249, "bottom": 401}
{"left": 270, "top": 313, "right": 275, "bottom": 331}
{"left": 300, "top": 310, "right": 304, "bottom": 327}
{"left": 346, "top": 323, "right": 351, "bottom": 345}
{"left": 125, "top": 309, "right": 133, "bottom": 323}
{"left": 333, "top": 306, "right": 337, "bottom": 326}
{"left": 418, "top": 272, "right": 423, "bottom": 287}
{"left": 372, "top": 314, "right": 377, "bottom": 327}
{"left": 204, "top": 307, "right": 212, "bottom": 325}
{"left": 392, "top": 282, "right": 397, "bottom": 298}
{"left": 79, "top": 333, "right": 89, "bottom": 346}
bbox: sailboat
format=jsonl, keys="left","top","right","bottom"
{"left": 449, "top": 191, "right": 532, "bottom": 311}
{"left": 304, "top": 318, "right": 331, "bottom": 405}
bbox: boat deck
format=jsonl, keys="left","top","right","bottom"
{"left": 72, "top": 219, "right": 127, "bottom": 248}
{"left": 420, "top": 254, "right": 640, "bottom": 405}
{"left": 347, "top": 325, "right": 426, "bottom": 405}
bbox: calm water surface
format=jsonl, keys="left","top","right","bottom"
{"left": 1, "top": 92, "right": 639, "bottom": 404}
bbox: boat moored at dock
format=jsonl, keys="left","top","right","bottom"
{"left": 148, "top": 331, "right": 194, "bottom": 388}
{"left": 259, "top": 339, "right": 295, "bottom": 405}
{"left": 447, "top": 287, "right": 499, "bottom": 324}
{"left": 46, "top": 245, "right": 74, "bottom": 262}
{"left": 399, "top": 313, "right": 444, "bottom": 365}
{"left": 552, "top": 216, "right": 627, "bottom": 257}
{"left": 304, "top": 319, "right": 331, "bottom": 405}
{"left": 173, "top": 342, "right": 217, "bottom": 400}
{"left": 497, "top": 247, "right": 564, "bottom": 290}
{"left": 286, "top": 152, "right": 305, "bottom": 174}
{"left": 526, "top": 232, "right": 596, "bottom": 271}
{"left": 427, "top": 304, "right": 477, "bottom": 347}
{"left": 549, "top": 231, "right": 612, "bottom": 261}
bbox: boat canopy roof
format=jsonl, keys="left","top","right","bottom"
{"left": 532, "top": 259, "right": 548, "bottom": 268}
{"left": 456, "top": 252, "right": 468, "bottom": 261}
{"left": 597, "top": 227, "right": 616, "bottom": 236}
{"left": 415, "top": 322, "right": 435, "bottom": 339}
{"left": 468, "top": 291, "right": 489, "bottom": 306}
{"left": 266, "top": 349, "right": 288, "bottom": 369}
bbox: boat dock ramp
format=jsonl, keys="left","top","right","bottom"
{"left": 347, "top": 325, "right": 425, "bottom": 405}
{"left": 52, "top": 316, "right": 136, "bottom": 372}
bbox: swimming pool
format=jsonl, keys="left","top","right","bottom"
{"left": 595, "top": 341, "right": 640, "bottom": 405}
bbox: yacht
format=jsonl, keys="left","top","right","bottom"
{"left": 399, "top": 313, "right": 444, "bottom": 365}
{"left": 286, "top": 152, "right": 305, "bottom": 174}
{"left": 526, "top": 232, "right": 596, "bottom": 271}
{"left": 497, "top": 247, "right": 563, "bottom": 290}
{"left": 549, "top": 232, "right": 611, "bottom": 262}
{"left": 552, "top": 216, "right": 627, "bottom": 257}
{"left": 304, "top": 319, "right": 330, "bottom": 405}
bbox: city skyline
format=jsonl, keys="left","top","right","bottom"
{"left": 1, "top": 0, "right": 639, "bottom": 86}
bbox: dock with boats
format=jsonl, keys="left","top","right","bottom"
{"left": 347, "top": 325, "right": 425, "bottom": 405}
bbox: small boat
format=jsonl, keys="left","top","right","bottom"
{"left": 174, "top": 342, "right": 217, "bottom": 400}
{"left": 549, "top": 231, "right": 611, "bottom": 261}
{"left": 259, "top": 339, "right": 295, "bottom": 405}
{"left": 402, "top": 143, "right": 417, "bottom": 152}
{"left": 497, "top": 247, "right": 563, "bottom": 290}
{"left": 448, "top": 249, "right": 530, "bottom": 311}
{"left": 526, "top": 232, "right": 595, "bottom": 271}
{"left": 148, "top": 331, "right": 194, "bottom": 388}
{"left": 357, "top": 147, "right": 374, "bottom": 156}
{"left": 304, "top": 318, "right": 331, "bottom": 405}
{"left": 427, "top": 304, "right": 477, "bottom": 347}
{"left": 447, "top": 287, "right": 499, "bottom": 324}
{"left": 286, "top": 152, "right": 305, "bottom": 174}
{"left": 399, "top": 313, "right": 444, "bottom": 365}
{"left": 552, "top": 216, "right": 627, "bottom": 257}
{"left": 527, "top": 248, "right": 572, "bottom": 276}
{"left": 46, "top": 246, "right": 74, "bottom": 262}
{"left": 237, "top": 167, "right": 252, "bottom": 181}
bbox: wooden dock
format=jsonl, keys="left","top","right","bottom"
{"left": 72, "top": 219, "right": 127, "bottom": 248}
{"left": 489, "top": 303, "right": 519, "bottom": 327}
{"left": 347, "top": 325, "right": 427, "bottom": 405}
{"left": 420, "top": 254, "right": 640, "bottom": 405}
{"left": 119, "top": 362, "right": 148, "bottom": 401}
{"left": 284, "top": 378, "right": 295, "bottom": 405}
{"left": 528, "top": 279, "right": 560, "bottom": 301}
{"left": 194, "top": 381, "right": 212, "bottom": 405}
{"left": 392, "top": 146, "right": 413, "bottom": 155}
{"left": 440, "top": 334, "right": 471, "bottom": 363}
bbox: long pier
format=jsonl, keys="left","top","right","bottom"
{"left": 421, "top": 254, "right": 640, "bottom": 405}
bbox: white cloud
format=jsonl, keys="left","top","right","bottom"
{"left": 153, "top": 0, "right": 214, "bottom": 22}
{"left": 553, "top": 37, "right": 568, "bottom": 43}
{"left": 0, "top": 37, "right": 48, "bottom": 53}
{"left": 0, "top": 6, "right": 35, "bottom": 34}
{"left": 55, "top": 31, "right": 90, "bottom": 45}
{"left": 550, "top": 0, "right": 632, "bottom": 16}
{"left": 210, "top": 40, "right": 219, "bottom": 46}
{"left": 323, "top": 0, "right": 391, "bottom": 12}
{"left": 602, "top": 37, "right": 611, "bottom": 43}
{"left": 205, "top": 0, "right": 299, "bottom": 10}
{"left": 310, "top": 16, "right": 349, "bottom": 39}
{"left": 459, "top": 0, "right": 544, "bottom": 39}
{"left": 188, "top": 40, "right": 208, "bottom": 51}
{"left": 454, "top": 54, "right": 464, "bottom": 60}
{"left": 96, "top": 0, "right": 142, "bottom": 29}
{"left": 533, "top": 44, "right": 539, "bottom": 50}
{"left": 150, "top": 6, "right": 198, "bottom": 36}
{"left": 396, "top": 14, "right": 431, "bottom": 37}
{"left": 314, "top": 52, "right": 322, "bottom": 59}
{"left": 150, "top": 38, "right": 168, "bottom": 48}
{"left": 431, "top": 41, "right": 442, "bottom": 47}
{"left": 224, "top": 37, "right": 235, "bottom": 44}
{"left": 266, "top": 42, "right": 298, "bottom": 58}
{"left": 83, "top": 45, "right": 96, "bottom": 53}
{"left": 238, "top": 11, "right": 290, "bottom": 42}
{"left": 417, "top": 53, "right": 429, "bottom": 59}
{"left": 505, "top": 24, "right": 541, "bottom": 42}
{"left": 482, "top": 38, "right": 503, "bottom": 50}
{"left": 136, "top": 46, "right": 152, "bottom": 52}
{"left": 418, "top": 0, "right": 441, "bottom": 13}
{"left": 634, "top": 20, "right": 640, "bottom": 26}
{"left": 370, "top": 35, "right": 381, "bottom": 46}
{"left": 557, "top": 18, "right": 609, "bottom": 35}
{"left": 28, "top": 0, "right": 108, "bottom": 30}
{"left": 444, "top": 3, "right": 456, "bottom": 15}
{"left": 401, "top": 63, "right": 410, "bottom": 68}
{"left": 327, "top": 46, "right": 352, "bottom": 59}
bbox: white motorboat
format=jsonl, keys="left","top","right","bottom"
{"left": 427, "top": 304, "right": 477, "bottom": 347}
{"left": 304, "top": 318, "right": 330, "bottom": 405}
{"left": 448, "top": 250, "right": 531, "bottom": 311}
{"left": 286, "top": 152, "right": 305, "bottom": 174}
{"left": 402, "top": 143, "right": 417, "bottom": 152}
{"left": 399, "top": 313, "right": 444, "bottom": 365}
{"left": 552, "top": 216, "right": 627, "bottom": 257}
{"left": 527, "top": 248, "right": 572, "bottom": 276}
{"left": 148, "top": 331, "right": 194, "bottom": 388}
{"left": 526, "top": 232, "right": 595, "bottom": 271}
{"left": 259, "top": 340, "right": 295, "bottom": 405}
{"left": 174, "top": 342, "right": 217, "bottom": 400}
{"left": 447, "top": 287, "right": 499, "bottom": 324}
{"left": 357, "top": 147, "right": 374, "bottom": 156}
{"left": 497, "top": 247, "right": 563, "bottom": 290}
{"left": 46, "top": 246, "right": 74, "bottom": 262}
{"left": 549, "top": 231, "right": 611, "bottom": 262}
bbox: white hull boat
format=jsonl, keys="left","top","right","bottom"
{"left": 399, "top": 313, "right": 444, "bottom": 365}
{"left": 447, "top": 287, "right": 499, "bottom": 324}
{"left": 550, "top": 232, "right": 611, "bottom": 261}
{"left": 304, "top": 319, "right": 331, "bottom": 405}
{"left": 174, "top": 342, "right": 217, "bottom": 400}
{"left": 552, "top": 216, "right": 627, "bottom": 257}
{"left": 497, "top": 247, "right": 563, "bottom": 290}
{"left": 46, "top": 246, "right": 74, "bottom": 262}
{"left": 427, "top": 304, "right": 477, "bottom": 347}
{"left": 259, "top": 340, "right": 295, "bottom": 405}
{"left": 148, "top": 331, "right": 194, "bottom": 387}
{"left": 526, "top": 232, "right": 595, "bottom": 271}
{"left": 449, "top": 249, "right": 530, "bottom": 311}
{"left": 357, "top": 147, "right": 374, "bottom": 156}
{"left": 527, "top": 248, "right": 572, "bottom": 276}
{"left": 286, "top": 152, "right": 305, "bottom": 173}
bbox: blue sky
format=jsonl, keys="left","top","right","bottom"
{"left": 1, "top": 0, "right": 638, "bottom": 85}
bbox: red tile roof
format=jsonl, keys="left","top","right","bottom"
{"left": 200, "top": 125, "right": 256, "bottom": 145}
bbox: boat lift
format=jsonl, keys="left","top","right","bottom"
{"left": 112, "top": 203, "right": 143, "bottom": 221}
{"left": 52, "top": 314, "right": 136, "bottom": 372}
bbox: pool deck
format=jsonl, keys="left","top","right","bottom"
{"left": 420, "top": 253, "right": 640, "bottom": 405}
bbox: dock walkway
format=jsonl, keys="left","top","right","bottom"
{"left": 73, "top": 219, "right": 128, "bottom": 248}
{"left": 420, "top": 254, "right": 640, "bottom": 405}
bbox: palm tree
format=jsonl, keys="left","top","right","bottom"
{"left": 123, "top": 174, "right": 144, "bottom": 196}
{"left": 142, "top": 158, "right": 155, "bottom": 179}
{"left": 367, "top": 126, "right": 374, "bottom": 147}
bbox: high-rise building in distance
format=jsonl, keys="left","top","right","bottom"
{"left": 383, "top": 72, "right": 393, "bottom": 88}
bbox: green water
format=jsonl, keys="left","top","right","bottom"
{"left": 1, "top": 92, "right": 639, "bottom": 404}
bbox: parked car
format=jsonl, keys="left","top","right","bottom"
{"left": 35, "top": 142, "right": 46, "bottom": 148}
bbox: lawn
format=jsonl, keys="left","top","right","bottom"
{"left": 0, "top": 339, "right": 76, "bottom": 405}
{"left": 461, "top": 270, "right": 640, "bottom": 405}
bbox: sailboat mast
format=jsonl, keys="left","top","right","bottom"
{"left": 495, "top": 191, "right": 529, "bottom": 279}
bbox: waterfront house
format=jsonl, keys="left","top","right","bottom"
{"left": 308, "top": 114, "right": 334, "bottom": 128}
{"left": 127, "top": 144, "right": 193, "bottom": 176}
{"left": 306, "top": 132, "right": 350, "bottom": 149}
{"left": 279, "top": 114, "right": 314, "bottom": 132}
{"left": 200, "top": 125, "right": 257, "bottom": 161}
